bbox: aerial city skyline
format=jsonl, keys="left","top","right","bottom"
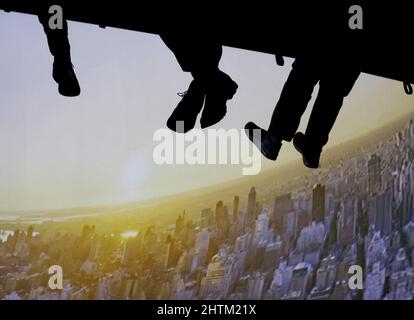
{"left": 1, "top": 116, "right": 413, "bottom": 300}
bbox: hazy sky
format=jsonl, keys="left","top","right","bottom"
{"left": 0, "top": 12, "right": 413, "bottom": 211}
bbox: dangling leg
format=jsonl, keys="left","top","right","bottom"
{"left": 38, "top": 3, "right": 80, "bottom": 97}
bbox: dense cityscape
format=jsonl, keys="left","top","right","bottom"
{"left": 1, "top": 118, "right": 414, "bottom": 300}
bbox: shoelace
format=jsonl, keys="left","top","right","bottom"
{"left": 177, "top": 91, "right": 188, "bottom": 98}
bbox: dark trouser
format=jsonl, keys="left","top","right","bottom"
{"left": 160, "top": 33, "right": 222, "bottom": 80}
{"left": 37, "top": 3, "right": 71, "bottom": 61}
{"left": 268, "top": 57, "right": 360, "bottom": 149}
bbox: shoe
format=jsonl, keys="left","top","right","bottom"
{"left": 244, "top": 122, "right": 282, "bottom": 161}
{"left": 293, "top": 132, "right": 321, "bottom": 169}
{"left": 200, "top": 71, "right": 238, "bottom": 128}
{"left": 52, "top": 59, "right": 81, "bottom": 97}
{"left": 167, "top": 80, "right": 205, "bottom": 133}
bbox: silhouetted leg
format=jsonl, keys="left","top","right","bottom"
{"left": 268, "top": 58, "right": 320, "bottom": 142}
{"left": 293, "top": 67, "right": 360, "bottom": 168}
{"left": 161, "top": 33, "right": 237, "bottom": 131}
{"left": 245, "top": 57, "right": 320, "bottom": 161}
{"left": 161, "top": 34, "right": 222, "bottom": 76}
{"left": 305, "top": 69, "right": 360, "bottom": 149}
{"left": 38, "top": 3, "right": 80, "bottom": 97}
{"left": 38, "top": 4, "right": 70, "bottom": 61}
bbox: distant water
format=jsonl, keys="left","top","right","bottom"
{"left": 0, "top": 212, "right": 105, "bottom": 224}
{"left": 0, "top": 215, "right": 45, "bottom": 224}
{"left": 0, "top": 230, "right": 40, "bottom": 242}
{"left": 0, "top": 230, "right": 14, "bottom": 242}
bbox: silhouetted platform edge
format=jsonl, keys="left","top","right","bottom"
{"left": 1, "top": 1, "right": 413, "bottom": 84}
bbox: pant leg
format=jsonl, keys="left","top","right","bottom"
{"left": 305, "top": 67, "right": 360, "bottom": 149}
{"left": 38, "top": 2, "right": 71, "bottom": 60}
{"left": 268, "top": 57, "right": 320, "bottom": 142}
{"left": 160, "top": 33, "right": 222, "bottom": 76}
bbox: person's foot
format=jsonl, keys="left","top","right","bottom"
{"left": 200, "top": 71, "right": 238, "bottom": 128}
{"left": 167, "top": 80, "right": 205, "bottom": 133}
{"left": 244, "top": 122, "right": 282, "bottom": 161}
{"left": 52, "top": 59, "right": 81, "bottom": 97}
{"left": 293, "top": 132, "right": 322, "bottom": 169}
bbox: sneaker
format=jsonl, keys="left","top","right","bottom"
{"left": 167, "top": 80, "right": 205, "bottom": 133}
{"left": 293, "top": 132, "right": 322, "bottom": 169}
{"left": 200, "top": 71, "right": 238, "bottom": 128}
{"left": 52, "top": 59, "right": 81, "bottom": 97}
{"left": 244, "top": 122, "right": 282, "bottom": 161}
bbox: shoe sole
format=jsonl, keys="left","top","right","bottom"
{"left": 58, "top": 85, "right": 81, "bottom": 97}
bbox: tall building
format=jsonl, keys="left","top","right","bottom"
{"left": 266, "top": 259, "right": 293, "bottom": 299}
{"left": 165, "top": 236, "right": 182, "bottom": 269}
{"left": 263, "top": 240, "right": 283, "bottom": 272}
{"left": 246, "top": 272, "right": 266, "bottom": 300}
{"left": 215, "top": 201, "right": 229, "bottom": 238}
{"left": 89, "top": 239, "right": 101, "bottom": 262}
{"left": 297, "top": 209, "right": 311, "bottom": 233}
{"left": 175, "top": 211, "right": 185, "bottom": 236}
{"left": 255, "top": 212, "right": 270, "bottom": 234}
{"left": 403, "top": 220, "right": 414, "bottom": 248}
{"left": 284, "top": 262, "right": 313, "bottom": 300}
{"left": 368, "top": 154, "right": 381, "bottom": 195}
{"left": 199, "top": 249, "right": 238, "bottom": 299}
{"left": 363, "top": 261, "right": 386, "bottom": 300}
{"left": 285, "top": 210, "right": 298, "bottom": 238}
{"left": 233, "top": 195, "right": 240, "bottom": 223}
{"left": 312, "top": 184, "right": 325, "bottom": 223}
{"left": 26, "top": 225, "right": 34, "bottom": 243}
{"left": 308, "top": 255, "right": 337, "bottom": 300}
{"left": 272, "top": 193, "right": 294, "bottom": 233}
{"left": 368, "top": 189, "right": 393, "bottom": 236}
{"left": 195, "top": 228, "right": 211, "bottom": 266}
{"left": 200, "top": 208, "right": 214, "bottom": 228}
{"left": 247, "top": 187, "right": 257, "bottom": 222}
{"left": 337, "top": 197, "right": 358, "bottom": 247}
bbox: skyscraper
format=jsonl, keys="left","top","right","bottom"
{"left": 195, "top": 228, "right": 211, "bottom": 266}
{"left": 272, "top": 193, "right": 294, "bottom": 233}
{"left": 165, "top": 236, "right": 182, "bottom": 269}
{"left": 246, "top": 272, "right": 266, "bottom": 300}
{"left": 337, "top": 196, "right": 358, "bottom": 247}
{"left": 233, "top": 195, "right": 240, "bottom": 223}
{"left": 215, "top": 201, "right": 229, "bottom": 238}
{"left": 200, "top": 208, "right": 214, "bottom": 228}
{"left": 199, "top": 250, "right": 237, "bottom": 299}
{"left": 368, "top": 154, "right": 381, "bottom": 195}
{"left": 285, "top": 262, "right": 313, "bottom": 300}
{"left": 312, "top": 184, "right": 325, "bottom": 223}
{"left": 368, "top": 188, "right": 393, "bottom": 236}
{"left": 247, "top": 187, "right": 257, "bottom": 222}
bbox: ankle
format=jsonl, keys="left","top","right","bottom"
{"left": 304, "top": 135, "right": 323, "bottom": 152}
{"left": 53, "top": 56, "right": 72, "bottom": 68}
